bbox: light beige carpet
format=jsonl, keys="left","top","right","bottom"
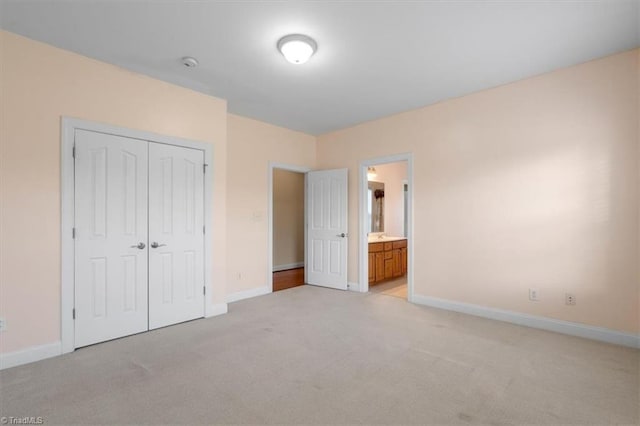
{"left": 1, "top": 285, "right": 638, "bottom": 425}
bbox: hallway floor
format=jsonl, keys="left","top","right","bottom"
{"left": 273, "top": 267, "right": 305, "bottom": 292}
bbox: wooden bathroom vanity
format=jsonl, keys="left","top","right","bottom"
{"left": 368, "top": 238, "right": 407, "bottom": 284}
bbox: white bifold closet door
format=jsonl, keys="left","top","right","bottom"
{"left": 74, "top": 130, "right": 205, "bottom": 348}
{"left": 148, "top": 143, "right": 205, "bottom": 330}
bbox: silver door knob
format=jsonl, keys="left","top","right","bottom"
{"left": 130, "top": 242, "right": 145, "bottom": 249}
{"left": 151, "top": 242, "right": 166, "bottom": 249}
{"left": 336, "top": 233, "right": 348, "bottom": 238}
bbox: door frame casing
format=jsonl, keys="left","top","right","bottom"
{"left": 267, "top": 162, "right": 312, "bottom": 292}
{"left": 358, "top": 153, "right": 414, "bottom": 300}
{"left": 61, "top": 117, "right": 215, "bottom": 354}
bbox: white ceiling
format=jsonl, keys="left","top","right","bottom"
{"left": 1, "top": 1, "right": 638, "bottom": 135}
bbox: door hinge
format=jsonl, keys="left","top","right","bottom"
{"left": 72, "top": 146, "right": 76, "bottom": 158}
{"left": 203, "top": 286, "right": 206, "bottom": 295}
{"left": 203, "top": 163, "right": 208, "bottom": 174}
{"left": 72, "top": 228, "right": 76, "bottom": 239}
{"left": 72, "top": 308, "right": 76, "bottom": 320}
{"left": 203, "top": 226, "right": 205, "bottom": 235}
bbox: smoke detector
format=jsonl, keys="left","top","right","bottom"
{"left": 181, "top": 56, "right": 199, "bottom": 68}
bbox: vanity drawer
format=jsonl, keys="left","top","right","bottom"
{"left": 384, "top": 242, "right": 393, "bottom": 251}
{"left": 393, "top": 240, "right": 407, "bottom": 249}
{"left": 369, "top": 242, "right": 384, "bottom": 253}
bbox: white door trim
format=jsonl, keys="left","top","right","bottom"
{"left": 61, "top": 117, "right": 216, "bottom": 354}
{"left": 359, "top": 153, "right": 414, "bottom": 300}
{"left": 402, "top": 179, "right": 409, "bottom": 238}
{"left": 267, "top": 162, "right": 312, "bottom": 292}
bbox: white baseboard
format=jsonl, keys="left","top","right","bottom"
{"left": 0, "top": 341, "right": 62, "bottom": 370}
{"left": 347, "top": 281, "right": 362, "bottom": 292}
{"left": 4, "top": 304, "right": 228, "bottom": 370}
{"left": 226, "top": 285, "right": 271, "bottom": 303}
{"left": 206, "top": 302, "right": 228, "bottom": 318}
{"left": 413, "top": 295, "right": 640, "bottom": 349}
{"left": 272, "top": 262, "right": 304, "bottom": 272}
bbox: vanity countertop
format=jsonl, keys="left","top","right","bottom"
{"left": 367, "top": 236, "right": 406, "bottom": 243}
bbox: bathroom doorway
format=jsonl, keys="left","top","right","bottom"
{"left": 359, "top": 154, "right": 413, "bottom": 301}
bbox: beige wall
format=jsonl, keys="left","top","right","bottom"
{"left": 370, "top": 162, "right": 407, "bottom": 237}
{"left": 226, "top": 114, "right": 315, "bottom": 296}
{"left": 0, "top": 31, "right": 228, "bottom": 354}
{"left": 318, "top": 49, "right": 639, "bottom": 334}
{"left": 273, "top": 170, "right": 305, "bottom": 269}
{"left": 1, "top": 28, "right": 637, "bottom": 358}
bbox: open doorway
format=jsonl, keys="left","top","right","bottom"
{"left": 272, "top": 168, "right": 306, "bottom": 291}
{"left": 359, "top": 154, "right": 413, "bottom": 301}
{"left": 268, "top": 163, "right": 350, "bottom": 294}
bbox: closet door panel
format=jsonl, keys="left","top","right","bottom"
{"left": 74, "top": 130, "right": 148, "bottom": 347}
{"left": 148, "top": 143, "right": 205, "bottom": 329}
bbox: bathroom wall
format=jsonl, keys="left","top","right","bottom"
{"left": 370, "top": 162, "right": 408, "bottom": 237}
{"left": 317, "top": 49, "right": 639, "bottom": 334}
{"left": 273, "top": 169, "right": 305, "bottom": 270}
{"left": 0, "top": 31, "right": 228, "bottom": 354}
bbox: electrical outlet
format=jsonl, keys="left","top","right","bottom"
{"left": 237, "top": 272, "right": 242, "bottom": 280}
{"left": 565, "top": 293, "right": 576, "bottom": 305}
{"left": 529, "top": 288, "right": 539, "bottom": 301}
{"left": 0, "top": 317, "right": 6, "bottom": 332}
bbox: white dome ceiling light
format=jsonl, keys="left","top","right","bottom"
{"left": 277, "top": 34, "right": 317, "bottom": 65}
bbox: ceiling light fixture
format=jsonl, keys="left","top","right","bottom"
{"left": 181, "top": 56, "right": 199, "bottom": 68}
{"left": 277, "top": 34, "right": 317, "bottom": 64}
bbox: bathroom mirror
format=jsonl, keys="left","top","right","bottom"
{"left": 368, "top": 181, "right": 385, "bottom": 232}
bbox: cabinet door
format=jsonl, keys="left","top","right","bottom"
{"left": 384, "top": 258, "right": 394, "bottom": 279}
{"left": 368, "top": 252, "right": 376, "bottom": 283}
{"left": 401, "top": 247, "right": 407, "bottom": 275}
{"left": 392, "top": 249, "right": 402, "bottom": 277}
{"left": 375, "top": 252, "right": 385, "bottom": 281}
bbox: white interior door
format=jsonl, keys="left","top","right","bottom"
{"left": 306, "top": 168, "right": 348, "bottom": 290}
{"left": 148, "top": 143, "right": 205, "bottom": 329}
{"left": 74, "top": 130, "right": 149, "bottom": 347}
